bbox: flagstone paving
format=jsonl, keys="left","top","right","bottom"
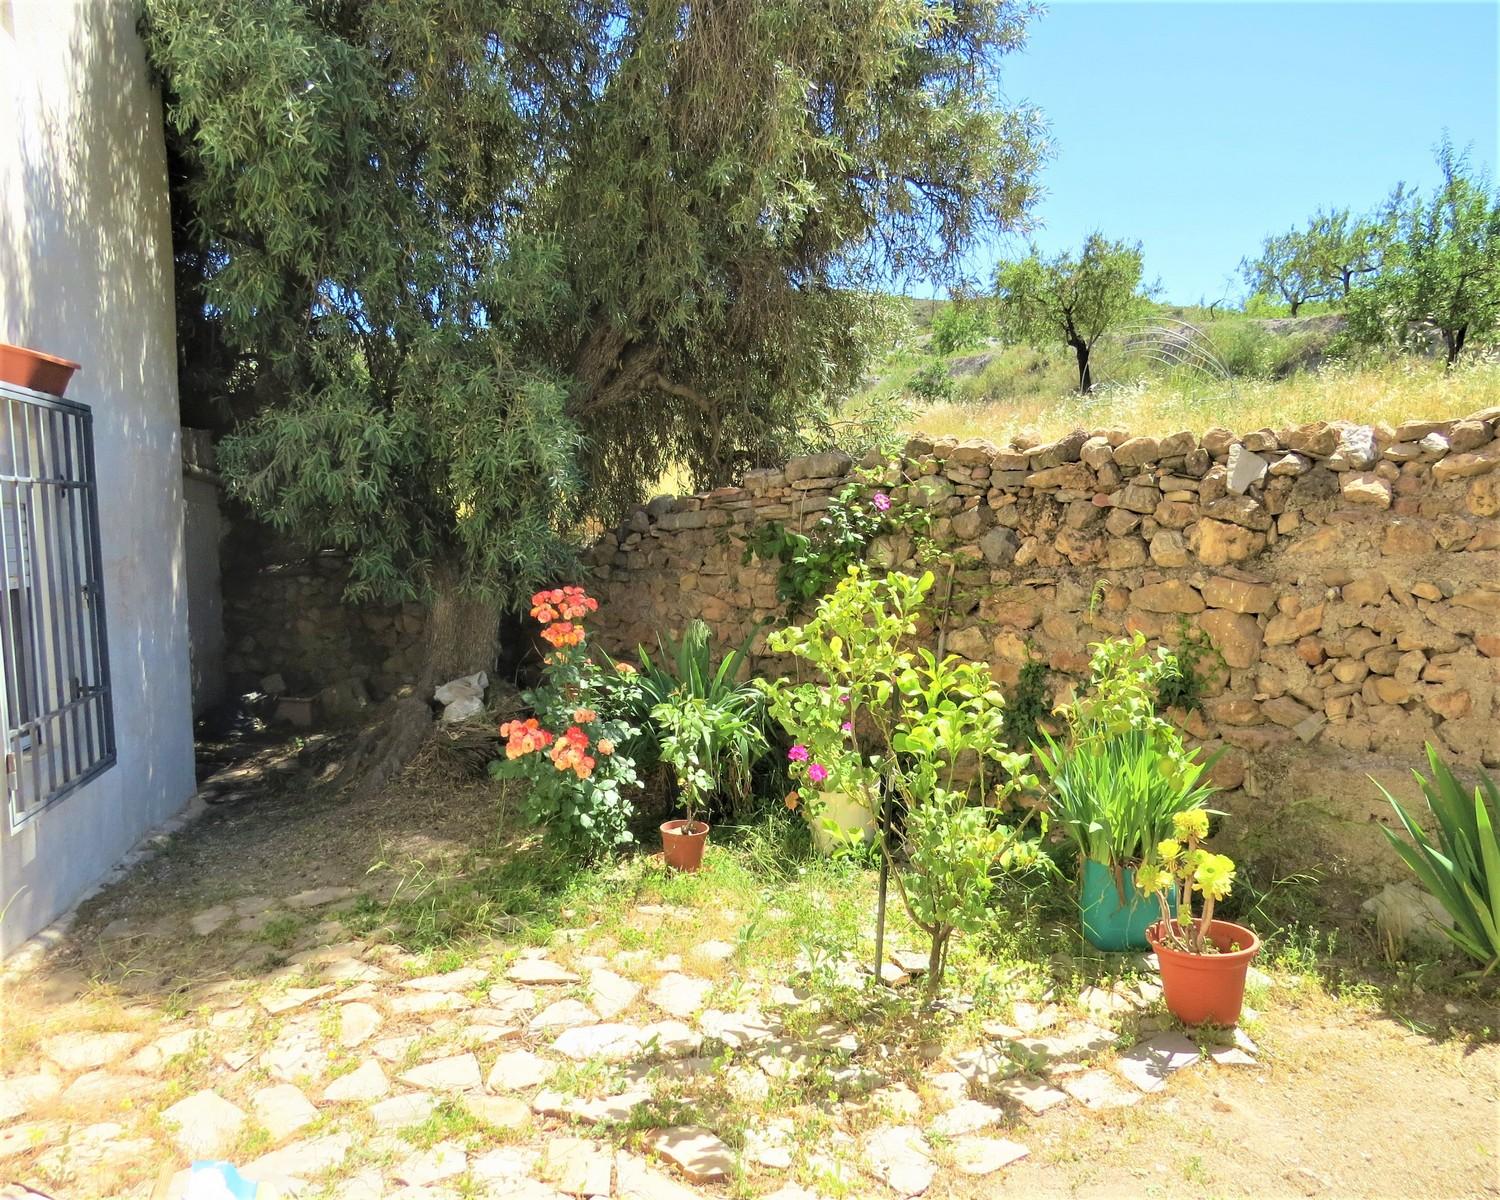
{"left": 0, "top": 878, "right": 1278, "bottom": 1200}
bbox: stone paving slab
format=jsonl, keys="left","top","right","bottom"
{"left": 650, "top": 1125, "right": 734, "bottom": 1183}
{"left": 1061, "top": 1069, "right": 1143, "bottom": 1110}
{"left": 952, "top": 1134, "right": 1029, "bottom": 1176}
{"left": 864, "top": 1125, "right": 937, "bottom": 1197}
{"left": 1111, "top": 1031, "right": 1203, "bottom": 1093}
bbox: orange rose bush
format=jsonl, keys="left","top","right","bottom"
{"left": 489, "top": 587, "right": 643, "bottom": 856}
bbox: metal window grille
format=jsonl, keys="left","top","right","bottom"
{"left": 0, "top": 381, "right": 114, "bottom": 830}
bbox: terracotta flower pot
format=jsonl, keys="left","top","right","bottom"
{"left": 0, "top": 344, "right": 80, "bottom": 397}
{"left": 660, "top": 818, "right": 709, "bottom": 871}
{"left": 1148, "top": 918, "right": 1260, "bottom": 1027}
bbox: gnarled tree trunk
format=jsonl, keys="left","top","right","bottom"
{"left": 1072, "top": 339, "right": 1093, "bottom": 394}
{"left": 338, "top": 562, "right": 501, "bottom": 796}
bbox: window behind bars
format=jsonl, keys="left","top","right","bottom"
{"left": 0, "top": 381, "right": 114, "bottom": 830}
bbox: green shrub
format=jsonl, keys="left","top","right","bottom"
{"left": 930, "top": 299, "right": 993, "bottom": 354}
{"left": 1155, "top": 619, "right": 1225, "bottom": 714}
{"left": 610, "top": 620, "right": 769, "bottom": 820}
{"left": 1001, "top": 652, "right": 1051, "bottom": 751}
{"left": 906, "top": 360, "right": 956, "bottom": 404}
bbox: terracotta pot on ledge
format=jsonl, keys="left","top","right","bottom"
{"left": 0, "top": 343, "right": 81, "bottom": 397}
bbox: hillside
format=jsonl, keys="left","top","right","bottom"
{"left": 846, "top": 302, "right": 1499, "bottom": 446}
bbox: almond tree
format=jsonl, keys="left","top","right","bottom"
{"left": 994, "top": 234, "right": 1147, "bottom": 394}
{"left": 1347, "top": 141, "right": 1500, "bottom": 365}
{"left": 1240, "top": 229, "right": 1330, "bottom": 316}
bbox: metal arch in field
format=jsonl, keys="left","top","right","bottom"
{"left": 1103, "top": 317, "right": 1234, "bottom": 387}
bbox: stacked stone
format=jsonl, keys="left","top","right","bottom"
{"left": 588, "top": 410, "right": 1499, "bottom": 871}
{"left": 222, "top": 555, "right": 426, "bottom": 702}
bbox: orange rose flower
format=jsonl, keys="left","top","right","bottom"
{"left": 548, "top": 725, "right": 595, "bottom": 778}
{"left": 540, "top": 621, "right": 585, "bottom": 648}
{"left": 500, "top": 717, "right": 554, "bottom": 758}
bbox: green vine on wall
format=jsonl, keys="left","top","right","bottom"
{"left": 1155, "top": 617, "right": 1226, "bottom": 714}
{"left": 1001, "top": 648, "right": 1053, "bottom": 751}
{"left": 742, "top": 474, "right": 927, "bottom": 611}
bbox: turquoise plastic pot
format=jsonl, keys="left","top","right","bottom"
{"left": 1079, "top": 859, "right": 1160, "bottom": 951}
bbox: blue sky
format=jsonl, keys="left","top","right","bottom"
{"left": 956, "top": 0, "right": 1499, "bottom": 305}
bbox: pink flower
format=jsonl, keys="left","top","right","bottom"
{"left": 788, "top": 745, "right": 809, "bottom": 762}
{"left": 872, "top": 492, "right": 891, "bottom": 512}
{"left": 841, "top": 721, "right": 853, "bottom": 733}
{"left": 807, "top": 763, "right": 829, "bottom": 784}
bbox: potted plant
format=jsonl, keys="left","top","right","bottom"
{"left": 1138, "top": 810, "right": 1260, "bottom": 1026}
{"left": 653, "top": 691, "right": 766, "bottom": 871}
{"left": 1034, "top": 635, "right": 1218, "bottom": 951}
{"left": 0, "top": 343, "right": 80, "bottom": 396}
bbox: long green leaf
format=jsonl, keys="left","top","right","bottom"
{"left": 1378, "top": 749, "right": 1500, "bottom": 969}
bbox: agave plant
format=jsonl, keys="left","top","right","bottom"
{"left": 1377, "top": 745, "right": 1500, "bottom": 975}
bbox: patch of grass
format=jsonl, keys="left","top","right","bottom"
{"left": 349, "top": 834, "right": 594, "bottom": 953}
{"left": 909, "top": 353, "right": 1498, "bottom": 445}
{"left": 259, "top": 913, "right": 304, "bottom": 949}
{"left": 401, "top": 1097, "right": 484, "bottom": 1149}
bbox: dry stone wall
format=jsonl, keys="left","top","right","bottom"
{"left": 588, "top": 410, "right": 1500, "bottom": 883}
{"left": 222, "top": 551, "right": 425, "bottom": 707}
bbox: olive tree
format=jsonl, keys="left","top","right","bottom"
{"left": 144, "top": 0, "right": 1045, "bottom": 783}
{"left": 994, "top": 234, "right": 1147, "bottom": 394}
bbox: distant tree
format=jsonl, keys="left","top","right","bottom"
{"left": 1305, "top": 208, "right": 1388, "bottom": 297}
{"left": 994, "top": 235, "right": 1147, "bottom": 393}
{"left": 1347, "top": 141, "right": 1500, "bottom": 364}
{"left": 930, "top": 292, "right": 994, "bottom": 355}
{"left": 144, "top": 0, "right": 1045, "bottom": 786}
{"left": 1240, "top": 230, "right": 1330, "bottom": 316}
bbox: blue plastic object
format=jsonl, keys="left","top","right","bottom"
{"left": 186, "top": 1162, "right": 260, "bottom": 1200}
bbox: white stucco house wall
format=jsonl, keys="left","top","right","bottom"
{"left": 0, "top": 0, "right": 197, "bottom": 956}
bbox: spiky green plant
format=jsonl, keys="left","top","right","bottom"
{"left": 608, "top": 620, "right": 769, "bottom": 817}
{"left": 1376, "top": 745, "right": 1500, "bottom": 974}
{"left": 1034, "top": 728, "right": 1218, "bottom": 869}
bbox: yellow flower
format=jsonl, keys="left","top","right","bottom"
{"left": 1156, "top": 838, "right": 1182, "bottom": 863}
{"left": 1173, "top": 809, "right": 1210, "bottom": 840}
{"left": 1194, "top": 853, "right": 1237, "bottom": 901}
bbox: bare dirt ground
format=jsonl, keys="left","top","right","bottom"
{"left": 1, "top": 733, "right": 1496, "bottom": 1199}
